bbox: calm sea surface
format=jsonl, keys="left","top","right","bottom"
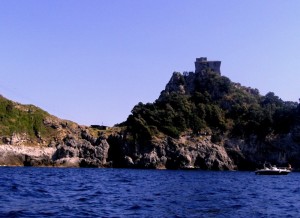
{"left": 0, "top": 167, "right": 300, "bottom": 218}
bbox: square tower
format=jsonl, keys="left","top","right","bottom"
{"left": 195, "top": 57, "right": 221, "bottom": 75}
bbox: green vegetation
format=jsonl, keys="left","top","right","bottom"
{"left": 123, "top": 70, "right": 299, "bottom": 141}
{"left": 0, "top": 95, "right": 55, "bottom": 142}
{"left": 1, "top": 67, "right": 299, "bottom": 147}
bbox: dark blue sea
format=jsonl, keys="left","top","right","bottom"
{"left": 0, "top": 167, "right": 300, "bottom": 218}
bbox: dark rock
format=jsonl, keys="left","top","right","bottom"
{"left": 23, "top": 155, "right": 53, "bottom": 167}
{"left": 79, "top": 158, "right": 101, "bottom": 168}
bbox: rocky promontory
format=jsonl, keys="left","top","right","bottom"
{"left": 1, "top": 57, "right": 300, "bottom": 170}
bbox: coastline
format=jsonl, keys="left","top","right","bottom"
{"left": 0, "top": 144, "right": 55, "bottom": 167}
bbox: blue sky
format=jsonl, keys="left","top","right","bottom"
{"left": 0, "top": 1, "right": 299, "bottom": 126}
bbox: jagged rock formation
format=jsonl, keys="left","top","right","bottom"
{"left": 1, "top": 58, "right": 300, "bottom": 170}
{"left": 124, "top": 57, "right": 300, "bottom": 170}
{"left": 117, "top": 135, "right": 235, "bottom": 170}
{"left": 0, "top": 107, "right": 237, "bottom": 170}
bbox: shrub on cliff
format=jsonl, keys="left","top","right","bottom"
{"left": 123, "top": 69, "right": 299, "bottom": 141}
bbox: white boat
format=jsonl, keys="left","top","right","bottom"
{"left": 255, "top": 164, "right": 291, "bottom": 175}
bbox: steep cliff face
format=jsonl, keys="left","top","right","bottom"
{"left": 105, "top": 134, "right": 235, "bottom": 170}
{"left": 0, "top": 118, "right": 112, "bottom": 168}
{"left": 1, "top": 58, "right": 300, "bottom": 170}
{"left": 0, "top": 133, "right": 236, "bottom": 170}
{"left": 159, "top": 71, "right": 200, "bottom": 99}
{"left": 157, "top": 69, "right": 300, "bottom": 170}
{"left": 123, "top": 59, "right": 300, "bottom": 170}
{"left": 224, "top": 134, "right": 300, "bottom": 170}
{"left": 0, "top": 94, "right": 237, "bottom": 169}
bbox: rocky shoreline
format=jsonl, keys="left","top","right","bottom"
{"left": 0, "top": 144, "right": 55, "bottom": 167}
{"left": 1, "top": 128, "right": 299, "bottom": 170}
{"left": 0, "top": 132, "right": 237, "bottom": 170}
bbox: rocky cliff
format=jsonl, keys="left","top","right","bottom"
{"left": 0, "top": 98, "right": 237, "bottom": 170}
{"left": 1, "top": 58, "right": 300, "bottom": 170}
{"left": 0, "top": 127, "right": 236, "bottom": 170}
{"left": 157, "top": 71, "right": 300, "bottom": 170}
{"left": 106, "top": 133, "right": 235, "bottom": 170}
{"left": 121, "top": 58, "right": 300, "bottom": 170}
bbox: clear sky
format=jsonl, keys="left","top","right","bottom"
{"left": 0, "top": 1, "right": 299, "bottom": 126}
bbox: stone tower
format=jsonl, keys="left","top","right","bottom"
{"left": 195, "top": 57, "right": 221, "bottom": 75}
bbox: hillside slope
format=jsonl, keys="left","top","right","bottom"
{"left": 0, "top": 95, "right": 80, "bottom": 146}
{"left": 0, "top": 95, "right": 112, "bottom": 167}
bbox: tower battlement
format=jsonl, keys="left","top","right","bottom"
{"left": 195, "top": 57, "right": 221, "bottom": 75}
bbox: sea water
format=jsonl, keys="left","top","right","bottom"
{"left": 0, "top": 167, "right": 300, "bottom": 217}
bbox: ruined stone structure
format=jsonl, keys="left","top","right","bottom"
{"left": 195, "top": 57, "right": 221, "bottom": 75}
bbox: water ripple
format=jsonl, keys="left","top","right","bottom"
{"left": 1, "top": 168, "right": 300, "bottom": 217}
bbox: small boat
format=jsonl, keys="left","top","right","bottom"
{"left": 255, "top": 164, "right": 291, "bottom": 175}
{"left": 181, "top": 165, "right": 198, "bottom": 170}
